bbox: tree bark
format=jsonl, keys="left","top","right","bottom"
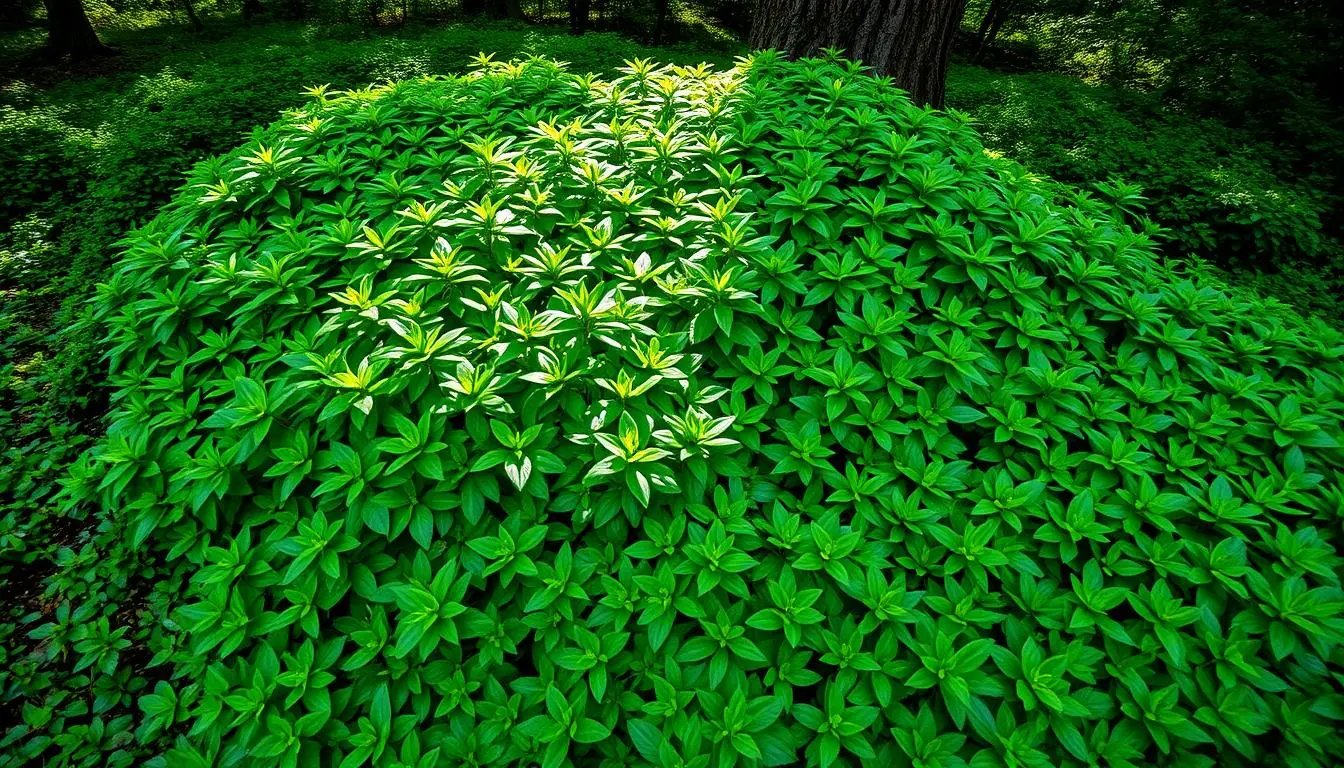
{"left": 39, "top": 0, "right": 115, "bottom": 60}
{"left": 748, "top": 0, "right": 968, "bottom": 108}
{"left": 177, "top": 0, "right": 204, "bottom": 30}
{"left": 981, "top": 8, "right": 1008, "bottom": 55}
{"left": 568, "top": 0, "right": 589, "bottom": 33}
{"left": 972, "top": 0, "right": 998, "bottom": 56}
{"left": 972, "top": 0, "right": 1011, "bottom": 61}
{"left": 655, "top": 0, "right": 669, "bottom": 42}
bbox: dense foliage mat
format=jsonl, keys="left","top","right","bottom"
{"left": 42, "top": 54, "right": 1344, "bottom": 767}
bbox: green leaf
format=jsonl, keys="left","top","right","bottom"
{"left": 573, "top": 718, "right": 611, "bottom": 744}
{"left": 628, "top": 719, "right": 663, "bottom": 761}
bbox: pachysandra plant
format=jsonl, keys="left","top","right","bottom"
{"left": 49, "top": 50, "right": 1344, "bottom": 768}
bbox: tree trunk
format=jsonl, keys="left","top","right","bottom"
{"left": 748, "top": 0, "right": 968, "bottom": 108}
{"left": 655, "top": 0, "right": 669, "bottom": 42}
{"left": 568, "top": 0, "right": 589, "bottom": 33}
{"left": 177, "top": 0, "right": 204, "bottom": 30}
{"left": 972, "top": 0, "right": 1011, "bottom": 61}
{"left": 972, "top": 0, "right": 999, "bottom": 56}
{"left": 39, "top": 0, "right": 115, "bottom": 60}
{"left": 981, "top": 8, "right": 1008, "bottom": 54}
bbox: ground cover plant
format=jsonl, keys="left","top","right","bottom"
{"left": 14, "top": 50, "right": 1341, "bottom": 767}
{"left": 2, "top": 22, "right": 1336, "bottom": 569}
{"left": 0, "top": 22, "right": 740, "bottom": 522}
{"left": 0, "top": 32, "right": 741, "bottom": 766}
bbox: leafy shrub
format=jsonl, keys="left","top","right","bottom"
{"left": 0, "top": 25, "right": 698, "bottom": 761}
{"left": 1, "top": 31, "right": 748, "bottom": 768}
{"left": 41, "top": 51, "right": 1344, "bottom": 768}
{"left": 0, "top": 19, "right": 741, "bottom": 522}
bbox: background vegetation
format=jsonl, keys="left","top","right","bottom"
{"left": 1, "top": 1, "right": 1341, "bottom": 766}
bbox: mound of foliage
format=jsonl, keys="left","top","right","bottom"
{"left": 44, "top": 53, "right": 1344, "bottom": 768}
{"left": 1, "top": 33, "right": 739, "bottom": 767}
{"left": 0, "top": 23, "right": 738, "bottom": 516}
